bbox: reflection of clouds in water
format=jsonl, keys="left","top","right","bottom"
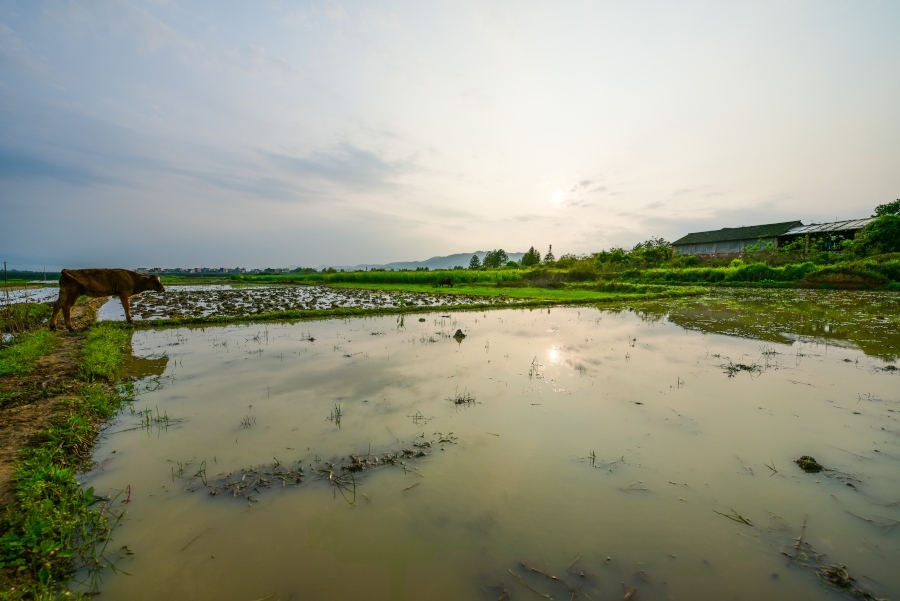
{"left": 547, "top": 347, "right": 561, "bottom": 363}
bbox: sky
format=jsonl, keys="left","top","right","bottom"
{"left": 1, "top": 1, "right": 899, "bottom": 270}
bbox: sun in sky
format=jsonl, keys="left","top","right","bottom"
{"left": 552, "top": 189, "right": 566, "bottom": 205}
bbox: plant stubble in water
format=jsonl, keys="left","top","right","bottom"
{"left": 83, "top": 297, "right": 900, "bottom": 601}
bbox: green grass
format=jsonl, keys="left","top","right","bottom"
{"left": 1, "top": 303, "right": 52, "bottom": 335}
{"left": 607, "top": 259, "right": 900, "bottom": 289}
{"left": 77, "top": 324, "right": 129, "bottom": 382}
{"left": 0, "top": 331, "right": 59, "bottom": 377}
{"left": 329, "top": 281, "right": 699, "bottom": 301}
{"left": 231, "top": 269, "right": 523, "bottom": 286}
{"left": 0, "top": 326, "right": 133, "bottom": 599}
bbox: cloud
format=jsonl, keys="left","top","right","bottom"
{"left": 568, "top": 179, "right": 593, "bottom": 193}
{"left": 0, "top": 146, "right": 104, "bottom": 185}
{"left": 0, "top": 23, "right": 49, "bottom": 75}
{"left": 281, "top": 1, "right": 349, "bottom": 30}
{"left": 236, "top": 44, "right": 304, "bottom": 80}
{"left": 264, "top": 144, "right": 414, "bottom": 188}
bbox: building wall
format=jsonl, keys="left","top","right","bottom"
{"left": 674, "top": 237, "right": 778, "bottom": 256}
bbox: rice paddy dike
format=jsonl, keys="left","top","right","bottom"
{"left": 2, "top": 286, "right": 900, "bottom": 600}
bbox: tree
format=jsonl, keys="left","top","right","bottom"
{"left": 521, "top": 246, "right": 541, "bottom": 267}
{"left": 630, "top": 237, "right": 672, "bottom": 267}
{"left": 543, "top": 245, "right": 555, "bottom": 264}
{"left": 853, "top": 215, "right": 900, "bottom": 255}
{"left": 874, "top": 199, "right": 900, "bottom": 217}
{"left": 483, "top": 249, "right": 509, "bottom": 269}
{"left": 468, "top": 254, "right": 482, "bottom": 269}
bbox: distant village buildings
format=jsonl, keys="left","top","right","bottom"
{"left": 671, "top": 218, "right": 875, "bottom": 256}
{"left": 135, "top": 267, "right": 256, "bottom": 275}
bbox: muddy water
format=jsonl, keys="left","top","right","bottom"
{"left": 84, "top": 300, "right": 900, "bottom": 600}
{"left": 1, "top": 285, "right": 58, "bottom": 304}
{"left": 99, "top": 284, "right": 511, "bottom": 321}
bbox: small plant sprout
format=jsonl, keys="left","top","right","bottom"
{"left": 447, "top": 387, "right": 476, "bottom": 406}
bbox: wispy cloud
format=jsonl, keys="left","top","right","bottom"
{"left": 0, "top": 146, "right": 104, "bottom": 185}
{"left": 264, "top": 144, "right": 415, "bottom": 188}
{"left": 0, "top": 22, "right": 48, "bottom": 75}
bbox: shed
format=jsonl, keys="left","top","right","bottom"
{"left": 672, "top": 221, "right": 802, "bottom": 256}
{"left": 782, "top": 218, "right": 875, "bottom": 238}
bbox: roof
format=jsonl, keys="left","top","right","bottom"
{"left": 672, "top": 221, "right": 802, "bottom": 246}
{"left": 784, "top": 218, "right": 875, "bottom": 236}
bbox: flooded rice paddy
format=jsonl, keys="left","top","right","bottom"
{"left": 99, "top": 284, "right": 512, "bottom": 321}
{"left": 2, "top": 285, "right": 59, "bottom": 304}
{"left": 85, "top": 291, "right": 899, "bottom": 600}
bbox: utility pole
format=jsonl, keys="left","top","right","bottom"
{"left": 3, "top": 262, "right": 9, "bottom": 326}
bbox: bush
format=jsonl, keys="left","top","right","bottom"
{"left": 522, "top": 268, "right": 566, "bottom": 288}
{"left": 853, "top": 215, "right": 900, "bottom": 256}
{"left": 0, "top": 302, "right": 52, "bottom": 335}
{"left": 567, "top": 262, "right": 598, "bottom": 282}
{"left": 671, "top": 255, "right": 701, "bottom": 268}
{"left": 801, "top": 264, "right": 889, "bottom": 289}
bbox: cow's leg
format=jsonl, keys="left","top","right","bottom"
{"left": 49, "top": 292, "right": 66, "bottom": 330}
{"left": 119, "top": 294, "right": 133, "bottom": 323}
{"left": 62, "top": 297, "right": 77, "bottom": 332}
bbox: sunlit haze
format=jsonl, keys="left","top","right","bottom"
{"left": 2, "top": 1, "right": 898, "bottom": 269}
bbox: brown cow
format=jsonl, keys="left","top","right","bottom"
{"left": 50, "top": 269, "right": 165, "bottom": 331}
{"left": 438, "top": 277, "right": 453, "bottom": 288}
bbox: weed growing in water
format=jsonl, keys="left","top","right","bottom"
{"left": 721, "top": 358, "right": 763, "bottom": 378}
{"left": 328, "top": 404, "right": 343, "bottom": 426}
{"left": 448, "top": 388, "right": 476, "bottom": 406}
{"left": 528, "top": 356, "right": 543, "bottom": 379}
{"left": 137, "top": 406, "right": 185, "bottom": 434}
{"left": 713, "top": 508, "right": 754, "bottom": 526}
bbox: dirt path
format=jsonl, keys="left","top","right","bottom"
{"left": 0, "top": 298, "right": 106, "bottom": 505}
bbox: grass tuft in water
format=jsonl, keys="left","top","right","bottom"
{"left": 448, "top": 388, "right": 476, "bottom": 406}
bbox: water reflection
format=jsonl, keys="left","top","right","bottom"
{"left": 83, "top": 294, "right": 900, "bottom": 601}
{"left": 631, "top": 288, "right": 900, "bottom": 361}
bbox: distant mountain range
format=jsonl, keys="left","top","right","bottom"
{"left": 317, "top": 251, "right": 526, "bottom": 272}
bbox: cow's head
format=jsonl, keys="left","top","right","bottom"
{"left": 145, "top": 274, "right": 165, "bottom": 292}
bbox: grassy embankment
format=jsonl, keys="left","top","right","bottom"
{"left": 617, "top": 255, "right": 900, "bottom": 290}
{"left": 0, "top": 323, "right": 132, "bottom": 599}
